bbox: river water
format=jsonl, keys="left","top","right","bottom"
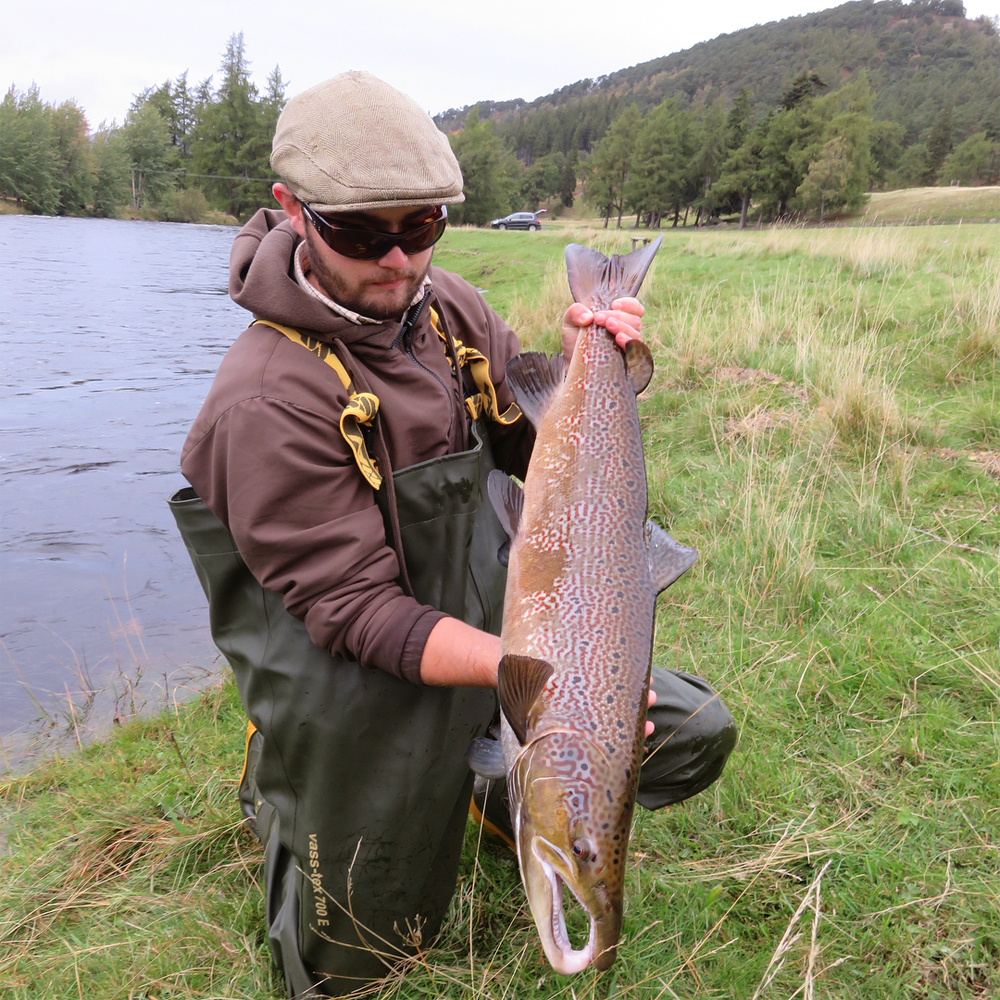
{"left": 0, "top": 215, "right": 246, "bottom": 762}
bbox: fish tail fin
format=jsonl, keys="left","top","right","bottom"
{"left": 565, "top": 236, "right": 662, "bottom": 311}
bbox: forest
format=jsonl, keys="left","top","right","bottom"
{"left": 1, "top": 0, "right": 998, "bottom": 227}
{"left": 0, "top": 34, "right": 283, "bottom": 222}
{"left": 439, "top": 0, "right": 999, "bottom": 228}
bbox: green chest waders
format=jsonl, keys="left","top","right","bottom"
{"left": 169, "top": 418, "right": 508, "bottom": 997}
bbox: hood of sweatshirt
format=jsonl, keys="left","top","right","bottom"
{"left": 229, "top": 208, "right": 414, "bottom": 348}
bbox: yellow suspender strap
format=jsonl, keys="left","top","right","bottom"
{"left": 238, "top": 719, "right": 257, "bottom": 789}
{"left": 250, "top": 319, "right": 383, "bottom": 490}
{"left": 429, "top": 307, "right": 522, "bottom": 426}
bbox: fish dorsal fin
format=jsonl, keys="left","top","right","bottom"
{"left": 466, "top": 736, "right": 507, "bottom": 779}
{"left": 625, "top": 339, "right": 654, "bottom": 395}
{"left": 565, "top": 236, "right": 662, "bottom": 311}
{"left": 498, "top": 654, "right": 555, "bottom": 745}
{"left": 646, "top": 520, "right": 698, "bottom": 594}
{"left": 487, "top": 469, "right": 523, "bottom": 542}
{"left": 504, "top": 352, "right": 566, "bottom": 431}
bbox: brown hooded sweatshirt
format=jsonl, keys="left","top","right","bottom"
{"left": 181, "top": 209, "right": 533, "bottom": 683}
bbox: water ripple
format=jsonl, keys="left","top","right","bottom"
{"left": 1, "top": 216, "right": 246, "bottom": 739}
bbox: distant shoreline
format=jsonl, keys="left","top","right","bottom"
{"left": 4, "top": 186, "right": 997, "bottom": 229}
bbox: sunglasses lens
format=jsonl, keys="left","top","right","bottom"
{"left": 329, "top": 232, "right": 389, "bottom": 259}
{"left": 305, "top": 206, "right": 446, "bottom": 260}
{"left": 398, "top": 217, "right": 448, "bottom": 255}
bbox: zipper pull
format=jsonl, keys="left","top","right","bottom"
{"left": 392, "top": 291, "right": 431, "bottom": 349}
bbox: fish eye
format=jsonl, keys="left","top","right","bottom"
{"left": 572, "top": 838, "right": 595, "bottom": 863}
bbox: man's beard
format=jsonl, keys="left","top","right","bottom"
{"left": 305, "top": 228, "right": 430, "bottom": 321}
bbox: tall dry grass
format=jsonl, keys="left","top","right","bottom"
{"left": 3, "top": 222, "right": 997, "bottom": 1000}
{"left": 954, "top": 267, "right": 1000, "bottom": 364}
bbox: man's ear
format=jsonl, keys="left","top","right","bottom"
{"left": 272, "top": 183, "right": 307, "bottom": 239}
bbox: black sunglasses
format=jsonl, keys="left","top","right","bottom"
{"left": 300, "top": 203, "right": 448, "bottom": 260}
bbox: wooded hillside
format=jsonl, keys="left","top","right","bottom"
{"left": 436, "top": 0, "right": 998, "bottom": 161}
{"left": 432, "top": 0, "right": 997, "bottom": 229}
{"left": 1, "top": 1, "right": 995, "bottom": 226}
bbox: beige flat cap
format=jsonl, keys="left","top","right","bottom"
{"left": 271, "top": 71, "right": 465, "bottom": 213}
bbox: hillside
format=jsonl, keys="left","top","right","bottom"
{"left": 435, "top": 0, "right": 999, "bottom": 160}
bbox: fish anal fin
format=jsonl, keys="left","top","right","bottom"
{"left": 625, "top": 339, "right": 654, "bottom": 394}
{"left": 498, "top": 654, "right": 555, "bottom": 745}
{"left": 565, "top": 236, "right": 662, "bottom": 311}
{"left": 505, "top": 352, "right": 566, "bottom": 431}
{"left": 646, "top": 519, "right": 698, "bottom": 594}
{"left": 487, "top": 469, "right": 524, "bottom": 543}
{"left": 467, "top": 736, "right": 507, "bottom": 779}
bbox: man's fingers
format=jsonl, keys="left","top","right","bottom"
{"left": 563, "top": 298, "right": 645, "bottom": 360}
{"left": 564, "top": 302, "right": 594, "bottom": 328}
{"left": 595, "top": 302, "right": 643, "bottom": 343}
{"left": 610, "top": 296, "right": 645, "bottom": 318}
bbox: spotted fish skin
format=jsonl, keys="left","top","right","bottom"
{"left": 486, "top": 237, "right": 695, "bottom": 975}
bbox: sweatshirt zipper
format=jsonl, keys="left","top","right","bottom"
{"left": 393, "top": 293, "right": 458, "bottom": 437}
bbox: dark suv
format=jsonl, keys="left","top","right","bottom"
{"left": 490, "top": 211, "right": 545, "bottom": 231}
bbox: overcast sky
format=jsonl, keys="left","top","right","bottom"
{"left": 5, "top": 0, "right": 998, "bottom": 127}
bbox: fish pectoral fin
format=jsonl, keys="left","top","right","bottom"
{"left": 504, "top": 352, "right": 566, "bottom": 431}
{"left": 625, "top": 339, "right": 653, "bottom": 394}
{"left": 488, "top": 469, "right": 524, "bottom": 544}
{"left": 466, "top": 736, "right": 507, "bottom": 779}
{"left": 498, "top": 654, "right": 555, "bottom": 745}
{"left": 646, "top": 519, "right": 698, "bottom": 594}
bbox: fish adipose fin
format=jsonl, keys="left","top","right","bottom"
{"left": 498, "top": 654, "right": 555, "bottom": 745}
{"left": 488, "top": 469, "right": 524, "bottom": 542}
{"left": 467, "top": 736, "right": 506, "bottom": 779}
{"left": 625, "top": 339, "right": 654, "bottom": 395}
{"left": 646, "top": 520, "right": 698, "bottom": 594}
{"left": 505, "top": 352, "right": 566, "bottom": 431}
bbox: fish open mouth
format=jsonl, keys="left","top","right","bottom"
{"left": 534, "top": 843, "right": 596, "bottom": 975}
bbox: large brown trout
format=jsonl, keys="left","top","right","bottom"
{"left": 469, "top": 237, "right": 697, "bottom": 975}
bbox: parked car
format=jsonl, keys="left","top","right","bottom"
{"left": 490, "top": 211, "right": 545, "bottom": 231}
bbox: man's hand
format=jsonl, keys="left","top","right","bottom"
{"left": 561, "top": 296, "right": 645, "bottom": 361}
{"left": 420, "top": 617, "right": 658, "bottom": 736}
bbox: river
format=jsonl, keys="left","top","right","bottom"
{"left": 0, "top": 215, "right": 246, "bottom": 763}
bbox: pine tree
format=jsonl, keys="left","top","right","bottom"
{"left": 716, "top": 112, "right": 769, "bottom": 228}
{"left": 694, "top": 97, "right": 727, "bottom": 224}
{"left": 91, "top": 122, "right": 130, "bottom": 217}
{"left": 584, "top": 104, "right": 641, "bottom": 228}
{"left": 0, "top": 85, "right": 59, "bottom": 214}
{"left": 121, "top": 101, "right": 175, "bottom": 210}
{"left": 798, "top": 136, "right": 851, "bottom": 222}
{"left": 448, "top": 107, "right": 522, "bottom": 225}
{"left": 927, "top": 104, "right": 953, "bottom": 176}
{"left": 192, "top": 33, "right": 277, "bottom": 218}
{"left": 49, "top": 100, "right": 92, "bottom": 214}
{"left": 629, "top": 101, "right": 699, "bottom": 227}
{"left": 559, "top": 151, "right": 577, "bottom": 207}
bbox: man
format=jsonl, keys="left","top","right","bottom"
{"left": 172, "top": 72, "right": 736, "bottom": 998}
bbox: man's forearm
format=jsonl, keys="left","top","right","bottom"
{"left": 419, "top": 616, "right": 501, "bottom": 687}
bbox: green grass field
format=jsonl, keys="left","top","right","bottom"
{"left": 858, "top": 187, "right": 1000, "bottom": 225}
{"left": 2, "top": 223, "right": 998, "bottom": 999}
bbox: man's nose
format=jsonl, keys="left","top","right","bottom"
{"left": 377, "top": 245, "right": 409, "bottom": 269}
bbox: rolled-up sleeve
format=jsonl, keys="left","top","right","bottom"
{"left": 181, "top": 392, "right": 444, "bottom": 681}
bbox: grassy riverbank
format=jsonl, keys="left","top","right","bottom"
{"left": 2, "top": 223, "right": 998, "bottom": 998}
